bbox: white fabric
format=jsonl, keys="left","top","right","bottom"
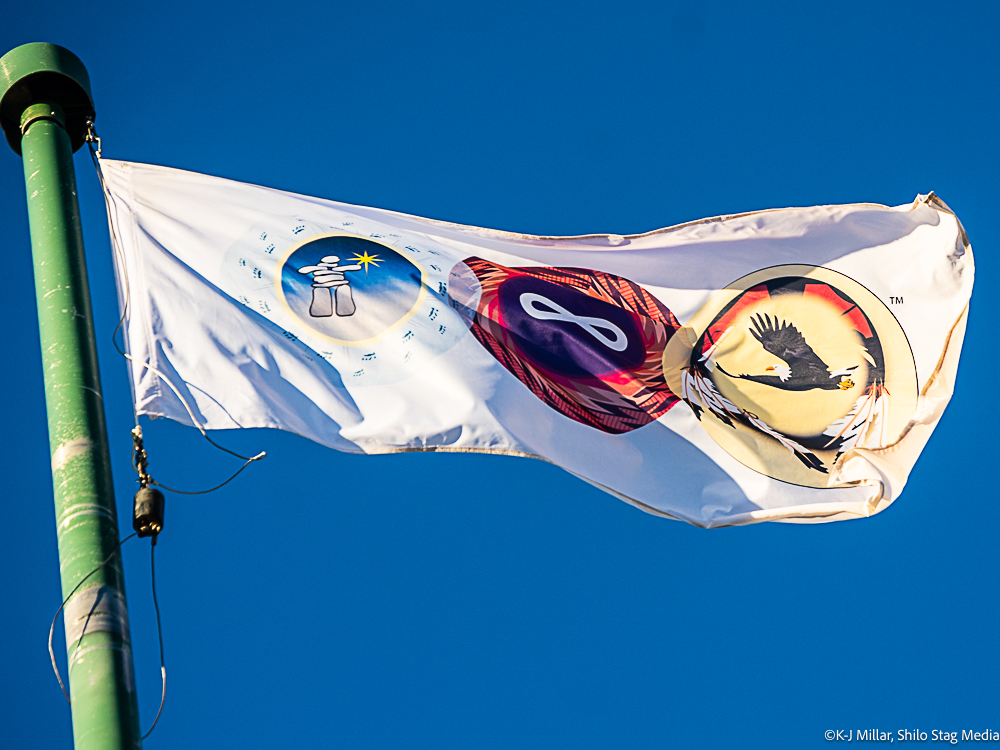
{"left": 102, "top": 160, "right": 974, "bottom": 527}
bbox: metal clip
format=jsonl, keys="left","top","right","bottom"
{"left": 132, "top": 425, "right": 150, "bottom": 488}
{"left": 131, "top": 426, "right": 165, "bottom": 540}
{"left": 84, "top": 117, "right": 102, "bottom": 159}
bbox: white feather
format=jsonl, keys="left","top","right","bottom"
{"left": 744, "top": 411, "right": 821, "bottom": 465}
{"left": 683, "top": 367, "right": 740, "bottom": 420}
{"left": 698, "top": 327, "right": 733, "bottom": 371}
{"left": 822, "top": 385, "right": 889, "bottom": 458}
{"left": 685, "top": 364, "right": 826, "bottom": 470}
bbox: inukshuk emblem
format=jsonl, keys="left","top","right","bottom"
{"left": 297, "top": 255, "right": 364, "bottom": 317}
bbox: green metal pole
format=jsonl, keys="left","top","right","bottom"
{"left": 1, "top": 44, "right": 140, "bottom": 749}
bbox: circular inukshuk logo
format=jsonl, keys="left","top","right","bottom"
{"left": 278, "top": 235, "right": 424, "bottom": 345}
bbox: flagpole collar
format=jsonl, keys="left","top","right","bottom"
{"left": 0, "top": 42, "right": 94, "bottom": 156}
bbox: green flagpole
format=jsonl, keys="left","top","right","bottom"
{"left": 0, "top": 43, "right": 141, "bottom": 749}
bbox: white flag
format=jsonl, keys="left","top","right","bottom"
{"left": 102, "top": 160, "right": 973, "bottom": 527}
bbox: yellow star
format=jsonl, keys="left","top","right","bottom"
{"left": 350, "top": 250, "right": 382, "bottom": 274}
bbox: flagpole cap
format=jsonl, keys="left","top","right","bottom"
{"left": 0, "top": 42, "right": 94, "bottom": 156}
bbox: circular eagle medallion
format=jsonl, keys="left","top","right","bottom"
{"left": 662, "top": 265, "right": 918, "bottom": 487}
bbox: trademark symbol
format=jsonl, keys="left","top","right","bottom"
{"left": 890, "top": 296, "right": 904, "bottom": 304}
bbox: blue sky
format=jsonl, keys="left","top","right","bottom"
{"left": 1, "top": 2, "right": 997, "bottom": 748}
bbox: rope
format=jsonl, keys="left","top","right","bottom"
{"left": 150, "top": 460, "right": 260, "bottom": 495}
{"left": 49, "top": 532, "right": 137, "bottom": 705}
{"left": 141, "top": 542, "right": 166, "bottom": 740}
{"left": 47, "top": 533, "right": 169, "bottom": 741}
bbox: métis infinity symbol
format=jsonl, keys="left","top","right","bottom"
{"left": 519, "top": 292, "right": 629, "bottom": 351}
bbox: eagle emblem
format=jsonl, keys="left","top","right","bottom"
{"left": 716, "top": 313, "right": 861, "bottom": 392}
{"left": 665, "top": 266, "right": 916, "bottom": 486}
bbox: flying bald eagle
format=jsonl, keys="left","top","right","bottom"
{"left": 681, "top": 307, "right": 892, "bottom": 475}
{"left": 716, "top": 313, "right": 856, "bottom": 391}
